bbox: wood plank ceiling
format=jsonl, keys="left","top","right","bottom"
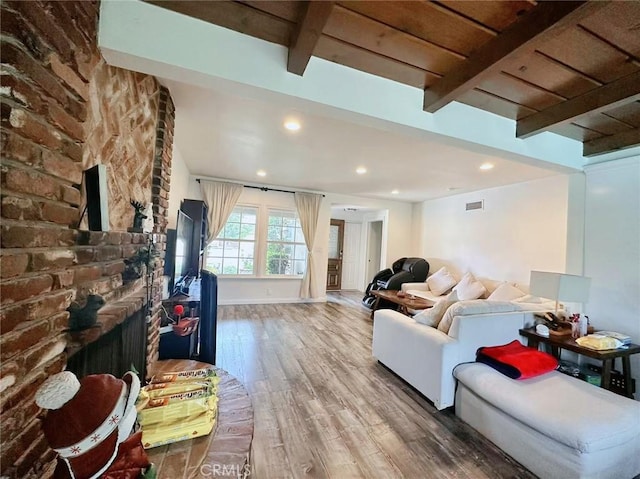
{"left": 147, "top": 0, "right": 640, "bottom": 157}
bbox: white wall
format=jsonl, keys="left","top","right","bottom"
{"left": 167, "top": 146, "right": 191, "bottom": 229}
{"left": 185, "top": 178, "right": 414, "bottom": 304}
{"left": 413, "top": 175, "right": 573, "bottom": 285}
{"left": 583, "top": 157, "right": 640, "bottom": 398}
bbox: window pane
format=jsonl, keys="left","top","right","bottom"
{"left": 293, "top": 260, "right": 306, "bottom": 275}
{"left": 224, "top": 241, "right": 240, "bottom": 256}
{"left": 239, "top": 224, "right": 255, "bottom": 240}
{"left": 239, "top": 241, "right": 254, "bottom": 258}
{"left": 205, "top": 258, "right": 223, "bottom": 274}
{"left": 222, "top": 258, "right": 238, "bottom": 275}
{"left": 328, "top": 224, "right": 340, "bottom": 258}
{"left": 267, "top": 225, "right": 281, "bottom": 241}
{"left": 294, "top": 227, "right": 305, "bottom": 243}
{"left": 282, "top": 227, "right": 295, "bottom": 242}
{"left": 266, "top": 244, "right": 288, "bottom": 274}
{"left": 282, "top": 215, "right": 296, "bottom": 227}
{"left": 241, "top": 209, "right": 257, "bottom": 224}
{"left": 208, "top": 240, "right": 224, "bottom": 257}
{"left": 239, "top": 259, "right": 253, "bottom": 275}
{"left": 224, "top": 222, "right": 240, "bottom": 239}
{"left": 294, "top": 245, "right": 307, "bottom": 261}
{"left": 228, "top": 210, "right": 241, "bottom": 222}
{"left": 268, "top": 215, "right": 282, "bottom": 226}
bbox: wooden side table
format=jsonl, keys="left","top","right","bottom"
{"left": 519, "top": 328, "right": 640, "bottom": 398}
{"left": 370, "top": 290, "right": 434, "bottom": 319}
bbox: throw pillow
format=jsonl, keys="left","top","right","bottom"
{"left": 453, "top": 272, "right": 487, "bottom": 301}
{"left": 426, "top": 267, "right": 457, "bottom": 296}
{"left": 413, "top": 290, "right": 458, "bottom": 327}
{"left": 487, "top": 282, "right": 525, "bottom": 301}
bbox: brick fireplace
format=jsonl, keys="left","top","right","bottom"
{"left": 0, "top": 1, "right": 175, "bottom": 477}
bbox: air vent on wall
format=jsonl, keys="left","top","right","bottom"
{"left": 465, "top": 200, "right": 484, "bottom": 211}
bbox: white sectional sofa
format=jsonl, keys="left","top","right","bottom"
{"left": 372, "top": 303, "right": 536, "bottom": 409}
{"left": 371, "top": 270, "right": 561, "bottom": 409}
{"left": 454, "top": 363, "right": 640, "bottom": 479}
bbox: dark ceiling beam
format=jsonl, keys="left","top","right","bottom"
{"left": 288, "top": 1, "right": 334, "bottom": 75}
{"left": 423, "top": 1, "right": 608, "bottom": 113}
{"left": 517, "top": 72, "right": 640, "bottom": 138}
{"left": 583, "top": 127, "right": 640, "bottom": 157}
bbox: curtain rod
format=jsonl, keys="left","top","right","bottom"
{"left": 195, "top": 178, "right": 325, "bottom": 197}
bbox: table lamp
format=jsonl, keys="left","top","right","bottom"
{"left": 529, "top": 271, "right": 591, "bottom": 316}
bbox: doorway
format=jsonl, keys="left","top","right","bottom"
{"left": 326, "top": 219, "right": 344, "bottom": 290}
{"left": 365, "top": 220, "right": 383, "bottom": 288}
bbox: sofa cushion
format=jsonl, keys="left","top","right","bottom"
{"left": 426, "top": 267, "right": 457, "bottom": 296}
{"left": 512, "top": 294, "right": 550, "bottom": 304}
{"left": 438, "top": 300, "right": 518, "bottom": 334}
{"left": 453, "top": 272, "right": 486, "bottom": 301}
{"left": 487, "top": 282, "right": 525, "bottom": 301}
{"left": 454, "top": 363, "right": 640, "bottom": 454}
{"left": 413, "top": 290, "right": 458, "bottom": 327}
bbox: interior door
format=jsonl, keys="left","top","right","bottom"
{"left": 327, "top": 219, "right": 345, "bottom": 291}
{"left": 341, "top": 222, "right": 362, "bottom": 290}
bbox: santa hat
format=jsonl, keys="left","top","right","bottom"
{"left": 36, "top": 371, "right": 140, "bottom": 479}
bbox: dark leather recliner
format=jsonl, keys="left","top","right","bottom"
{"left": 377, "top": 257, "right": 429, "bottom": 291}
{"left": 362, "top": 257, "right": 430, "bottom": 308}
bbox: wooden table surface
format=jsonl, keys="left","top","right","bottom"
{"left": 145, "top": 359, "right": 254, "bottom": 478}
{"left": 370, "top": 289, "right": 434, "bottom": 319}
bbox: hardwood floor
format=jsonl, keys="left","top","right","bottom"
{"left": 216, "top": 292, "right": 534, "bottom": 479}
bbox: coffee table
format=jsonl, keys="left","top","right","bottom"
{"left": 370, "top": 290, "right": 434, "bottom": 319}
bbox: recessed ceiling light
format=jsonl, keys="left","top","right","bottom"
{"left": 356, "top": 166, "right": 367, "bottom": 175}
{"left": 480, "top": 163, "right": 494, "bottom": 170}
{"left": 284, "top": 119, "right": 301, "bottom": 131}
{"left": 256, "top": 169, "right": 267, "bottom": 177}
{"left": 391, "top": 189, "right": 399, "bottom": 195}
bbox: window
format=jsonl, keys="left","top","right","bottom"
{"left": 204, "top": 206, "right": 257, "bottom": 275}
{"left": 266, "top": 209, "right": 307, "bottom": 276}
{"left": 204, "top": 206, "right": 307, "bottom": 277}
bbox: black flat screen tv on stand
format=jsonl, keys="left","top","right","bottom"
{"left": 169, "top": 210, "right": 194, "bottom": 296}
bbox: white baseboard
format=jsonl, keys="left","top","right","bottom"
{"left": 218, "top": 296, "right": 327, "bottom": 306}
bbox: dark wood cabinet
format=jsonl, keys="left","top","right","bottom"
{"left": 180, "top": 199, "right": 208, "bottom": 277}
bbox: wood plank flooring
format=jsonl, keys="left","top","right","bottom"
{"left": 216, "top": 292, "right": 534, "bottom": 479}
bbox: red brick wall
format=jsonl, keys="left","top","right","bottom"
{"left": 146, "top": 88, "right": 175, "bottom": 367}
{"left": 0, "top": 1, "right": 174, "bottom": 476}
{"left": 83, "top": 61, "right": 160, "bottom": 231}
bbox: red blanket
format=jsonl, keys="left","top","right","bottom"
{"left": 476, "top": 340, "right": 558, "bottom": 379}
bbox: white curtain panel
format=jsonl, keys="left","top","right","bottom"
{"left": 294, "top": 192, "right": 323, "bottom": 299}
{"left": 200, "top": 180, "right": 243, "bottom": 245}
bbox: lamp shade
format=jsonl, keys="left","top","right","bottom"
{"left": 529, "top": 271, "right": 591, "bottom": 303}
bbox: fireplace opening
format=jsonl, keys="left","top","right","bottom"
{"left": 66, "top": 309, "right": 148, "bottom": 380}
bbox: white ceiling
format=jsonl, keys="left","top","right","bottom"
{"left": 162, "top": 78, "right": 567, "bottom": 203}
